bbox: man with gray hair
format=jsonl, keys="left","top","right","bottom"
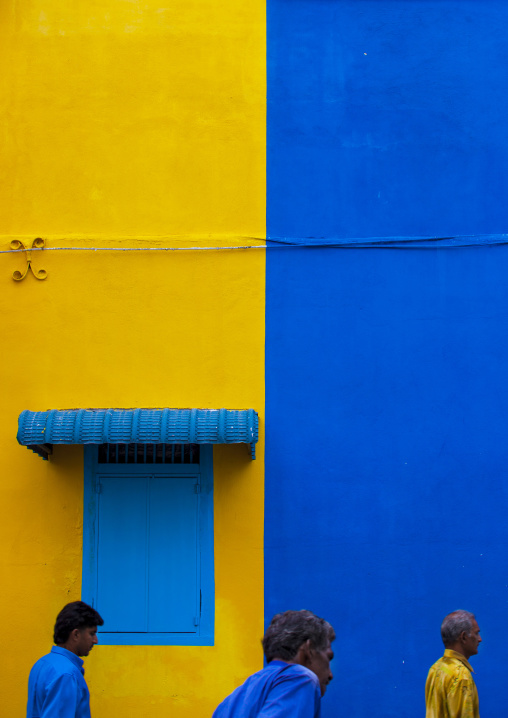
{"left": 425, "top": 610, "right": 482, "bottom": 718}
{"left": 213, "top": 610, "right": 335, "bottom": 718}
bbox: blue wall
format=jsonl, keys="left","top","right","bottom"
{"left": 265, "top": 2, "right": 508, "bottom": 717}
{"left": 267, "top": 0, "right": 508, "bottom": 239}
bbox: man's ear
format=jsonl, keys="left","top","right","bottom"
{"left": 295, "top": 639, "right": 313, "bottom": 665}
{"left": 69, "top": 628, "right": 80, "bottom": 643}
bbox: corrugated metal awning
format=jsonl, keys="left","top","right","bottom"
{"left": 17, "top": 408, "right": 259, "bottom": 460}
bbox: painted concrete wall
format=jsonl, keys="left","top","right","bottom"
{"left": 265, "top": 2, "right": 508, "bottom": 718}
{"left": 4, "top": 1, "right": 508, "bottom": 716}
{"left": 0, "top": 2, "right": 265, "bottom": 716}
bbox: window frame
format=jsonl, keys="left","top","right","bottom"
{"left": 82, "top": 444, "right": 214, "bottom": 646}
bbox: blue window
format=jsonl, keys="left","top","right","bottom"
{"left": 82, "top": 444, "right": 214, "bottom": 645}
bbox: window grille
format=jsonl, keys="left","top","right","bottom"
{"left": 97, "top": 443, "right": 200, "bottom": 464}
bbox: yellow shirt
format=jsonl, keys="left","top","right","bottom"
{"left": 425, "top": 649, "right": 479, "bottom": 718}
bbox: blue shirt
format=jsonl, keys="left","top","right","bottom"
{"left": 213, "top": 661, "right": 322, "bottom": 718}
{"left": 27, "top": 647, "right": 91, "bottom": 718}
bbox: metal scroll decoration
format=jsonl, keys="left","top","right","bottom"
{"left": 11, "top": 238, "right": 47, "bottom": 281}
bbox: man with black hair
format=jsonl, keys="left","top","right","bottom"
{"left": 426, "top": 610, "right": 482, "bottom": 718}
{"left": 27, "top": 601, "right": 104, "bottom": 718}
{"left": 213, "top": 610, "right": 335, "bottom": 718}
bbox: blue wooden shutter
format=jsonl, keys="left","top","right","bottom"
{"left": 148, "top": 477, "right": 199, "bottom": 632}
{"left": 96, "top": 473, "right": 199, "bottom": 634}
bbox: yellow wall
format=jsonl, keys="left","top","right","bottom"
{"left": 0, "top": 1, "right": 265, "bottom": 716}
{"left": 0, "top": 0, "right": 265, "bottom": 237}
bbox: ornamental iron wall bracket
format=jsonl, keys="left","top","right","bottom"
{"left": 11, "top": 238, "right": 47, "bottom": 281}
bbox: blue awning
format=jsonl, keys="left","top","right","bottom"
{"left": 17, "top": 408, "right": 259, "bottom": 460}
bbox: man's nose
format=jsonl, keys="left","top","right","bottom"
{"left": 93, "top": 634, "right": 99, "bottom": 644}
